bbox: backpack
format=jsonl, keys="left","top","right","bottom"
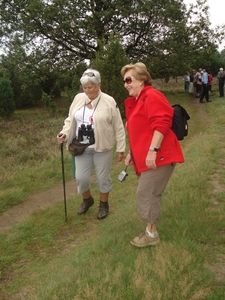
{"left": 171, "top": 104, "right": 190, "bottom": 140}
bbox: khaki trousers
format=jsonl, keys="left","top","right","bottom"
{"left": 136, "top": 163, "right": 176, "bottom": 224}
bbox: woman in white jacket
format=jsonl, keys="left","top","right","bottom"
{"left": 57, "top": 69, "right": 126, "bottom": 220}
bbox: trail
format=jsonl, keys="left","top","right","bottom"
{"left": 0, "top": 179, "right": 77, "bottom": 233}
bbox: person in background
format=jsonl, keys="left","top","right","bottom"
{"left": 189, "top": 69, "right": 195, "bottom": 95}
{"left": 121, "top": 62, "right": 184, "bottom": 248}
{"left": 57, "top": 69, "right": 126, "bottom": 220}
{"left": 199, "top": 69, "right": 211, "bottom": 103}
{"left": 184, "top": 71, "right": 190, "bottom": 93}
{"left": 195, "top": 69, "right": 203, "bottom": 98}
{"left": 217, "top": 67, "right": 225, "bottom": 97}
{"left": 208, "top": 71, "right": 213, "bottom": 95}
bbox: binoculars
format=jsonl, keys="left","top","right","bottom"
{"left": 78, "top": 124, "right": 95, "bottom": 144}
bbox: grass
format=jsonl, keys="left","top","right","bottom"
{"left": 0, "top": 85, "right": 225, "bottom": 299}
{"left": 0, "top": 107, "right": 73, "bottom": 211}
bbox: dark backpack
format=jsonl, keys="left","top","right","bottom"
{"left": 171, "top": 104, "right": 190, "bottom": 140}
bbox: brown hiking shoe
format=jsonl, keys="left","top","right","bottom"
{"left": 130, "top": 231, "right": 160, "bottom": 248}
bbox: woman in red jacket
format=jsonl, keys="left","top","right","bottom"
{"left": 121, "top": 62, "right": 184, "bottom": 247}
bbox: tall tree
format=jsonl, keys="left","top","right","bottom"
{"left": 1, "top": 35, "right": 43, "bottom": 107}
{"left": 92, "top": 34, "right": 129, "bottom": 113}
{"left": 1, "top": 0, "right": 224, "bottom": 71}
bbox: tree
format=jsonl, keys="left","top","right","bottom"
{"left": 0, "top": 36, "right": 43, "bottom": 108}
{"left": 209, "top": 50, "right": 225, "bottom": 76}
{"left": 143, "top": 0, "right": 224, "bottom": 78}
{"left": 1, "top": 0, "right": 224, "bottom": 74}
{"left": 220, "top": 49, "right": 225, "bottom": 65}
{"left": 0, "top": 76, "right": 15, "bottom": 118}
{"left": 92, "top": 34, "right": 129, "bottom": 113}
{"left": 0, "top": 0, "right": 224, "bottom": 108}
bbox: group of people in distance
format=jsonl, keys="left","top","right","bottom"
{"left": 184, "top": 68, "right": 213, "bottom": 102}
{"left": 57, "top": 62, "right": 184, "bottom": 248}
{"left": 184, "top": 67, "right": 225, "bottom": 101}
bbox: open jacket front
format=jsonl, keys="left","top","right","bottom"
{"left": 124, "top": 85, "right": 184, "bottom": 174}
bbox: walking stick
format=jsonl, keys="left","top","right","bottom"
{"left": 60, "top": 143, "right": 68, "bottom": 221}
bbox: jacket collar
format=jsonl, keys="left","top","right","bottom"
{"left": 135, "top": 85, "right": 151, "bottom": 101}
{"left": 85, "top": 91, "right": 102, "bottom": 105}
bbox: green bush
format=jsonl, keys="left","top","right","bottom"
{"left": 0, "top": 77, "right": 15, "bottom": 118}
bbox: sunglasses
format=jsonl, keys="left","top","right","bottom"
{"left": 82, "top": 72, "right": 95, "bottom": 77}
{"left": 123, "top": 77, "right": 132, "bottom": 84}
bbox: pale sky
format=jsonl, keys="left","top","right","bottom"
{"left": 184, "top": 0, "right": 225, "bottom": 50}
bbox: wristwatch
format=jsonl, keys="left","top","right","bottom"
{"left": 149, "top": 146, "right": 159, "bottom": 152}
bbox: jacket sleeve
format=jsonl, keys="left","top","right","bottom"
{"left": 60, "top": 97, "right": 78, "bottom": 149}
{"left": 144, "top": 90, "right": 173, "bottom": 136}
{"left": 111, "top": 100, "right": 126, "bottom": 152}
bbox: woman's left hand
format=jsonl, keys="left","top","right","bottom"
{"left": 146, "top": 150, "right": 157, "bottom": 169}
{"left": 117, "top": 152, "right": 124, "bottom": 162}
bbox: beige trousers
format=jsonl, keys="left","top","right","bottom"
{"left": 136, "top": 163, "right": 176, "bottom": 224}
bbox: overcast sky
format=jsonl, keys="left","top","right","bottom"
{"left": 184, "top": 0, "right": 225, "bottom": 51}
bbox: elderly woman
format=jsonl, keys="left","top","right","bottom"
{"left": 121, "top": 62, "right": 184, "bottom": 247}
{"left": 57, "top": 69, "right": 125, "bottom": 220}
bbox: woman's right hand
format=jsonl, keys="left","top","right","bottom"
{"left": 125, "top": 153, "right": 133, "bottom": 166}
{"left": 57, "top": 133, "right": 66, "bottom": 144}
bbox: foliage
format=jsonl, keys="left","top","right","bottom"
{"left": 0, "top": 36, "right": 85, "bottom": 109}
{"left": 64, "top": 62, "right": 89, "bottom": 101}
{"left": 0, "top": 0, "right": 225, "bottom": 109}
{"left": 41, "top": 91, "right": 56, "bottom": 114}
{"left": 0, "top": 76, "right": 15, "bottom": 118}
{"left": 210, "top": 48, "right": 225, "bottom": 75}
{"left": 143, "top": 0, "right": 223, "bottom": 78}
{"left": 0, "top": 36, "right": 43, "bottom": 108}
{"left": 220, "top": 49, "right": 225, "bottom": 62}
{"left": 92, "top": 34, "right": 129, "bottom": 113}
{"left": 0, "top": 0, "right": 224, "bottom": 74}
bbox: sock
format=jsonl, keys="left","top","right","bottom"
{"left": 146, "top": 228, "right": 158, "bottom": 238}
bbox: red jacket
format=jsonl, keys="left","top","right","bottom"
{"left": 125, "top": 86, "right": 184, "bottom": 174}
{"left": 208, "top": 74, "right": 213, "bottom": 86}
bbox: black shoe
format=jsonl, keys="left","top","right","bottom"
{"left": 77, "top": 196, "right": 94, "bottom": 215}
{"left": 97, "top": 201, "right": 109, "bottom": 220}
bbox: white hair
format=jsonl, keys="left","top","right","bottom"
{"left": 80, "top": 69, "right": 101, "bottom": 85}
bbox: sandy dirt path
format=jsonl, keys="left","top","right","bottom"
{"left": 0, "top": 179, "right": 77, "bottom": 233}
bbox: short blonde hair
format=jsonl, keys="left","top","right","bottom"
{"left": 121, "top": 62, "right": 152, "bottom": 86}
